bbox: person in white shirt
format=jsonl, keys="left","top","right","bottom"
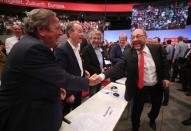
{"left": 54, "top": 22, "right": 90, "bottom": 116}
{"left": 5, "top": 24, "right": 23, "bottom": 55}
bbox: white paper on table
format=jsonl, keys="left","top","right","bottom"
{"left": 70, "top": 113, "right": 108, "bottom": 131}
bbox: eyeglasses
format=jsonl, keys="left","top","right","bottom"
{"left": 131, "top": 35, "right": 145, "bottom": 40}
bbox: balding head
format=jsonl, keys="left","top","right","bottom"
{"left": 131, "top": 29, "right": 147, "bottom": 51}
{"left": 132, "top": 29, "right": 147, "bottom": 37}
{"left": 119, "top": 33, "right": 128, "bottom": 46}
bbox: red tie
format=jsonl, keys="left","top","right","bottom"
{"left": 138, "top": 50, "right": 144, "bottom": 89}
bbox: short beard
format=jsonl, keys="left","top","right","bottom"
{"left": 132, "top": 41, "right": 145, "bottom": 51}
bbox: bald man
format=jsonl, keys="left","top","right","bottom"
{"left": 97, "top": 29, "right": 170, "bottom": 131}
{"left": 110, "top": 33, "right": 130, "bottom": 65}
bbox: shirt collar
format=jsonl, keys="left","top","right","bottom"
{"left": 91, "top": 43, "right": 99, "bottom": 50}
{"left": 143, "top": 45, "right": 150, "bottom": 54}
{"left": 136, "top": 45, "right": 150, "bottom": 54}
{"left": 68, "top": 40, "right": 80, "bottom": 51}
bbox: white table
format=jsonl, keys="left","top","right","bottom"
{"left": 115, "top": 77, "right": 126, "bottom": 85}
{"left": 59, "top": 82, "right": 127, "bottom": 131}
{"left": 59, "top": 121, "right": 75, "bottom": 131}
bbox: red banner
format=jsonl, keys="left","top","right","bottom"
{"left": 0, "top": 0, "right": 190, "bottom": 12}
{"left": 0, "top": 0, "right": 135, "bottom": 12}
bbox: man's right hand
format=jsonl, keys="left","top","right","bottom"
{"left": 88, "top": 74, "right": 102, "bottom": 86}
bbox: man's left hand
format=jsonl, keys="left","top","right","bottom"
{"left": 163, "top": 80, "right": 170, "bottom": 88}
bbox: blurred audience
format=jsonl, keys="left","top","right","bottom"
{"left": 132, "top": 1, "right": 188, "bottom": 30}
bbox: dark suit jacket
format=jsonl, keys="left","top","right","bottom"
{"left": 110, "top": 44, "right": 131, "bottom": 65}
{"left": 110, "top": 44, "right": 123, "bottom": 65}
{"left": 104, "top": 44, "right": 169, "bottom": 101}
{"left": 54, "top": 41, "right": 84, "bottom": 96}
{"left": 81, "top": 44, "right": 105, "bottom": 75}
{"left": 0, "top": 35, "right": 89, "bottom": 131}
{"left": 54, "top": 41, "right": 82, "bottom": 77}
{"left": 80, "top": 38, "right": 88, "bottom": 53}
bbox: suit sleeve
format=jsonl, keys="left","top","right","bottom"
{"left": 23, "top": 44, "right": 89, "bottom": 91}
{"left": 54, "top": 47, "right": 68, "bottom": 69}
{"left": 104, "top": 50, "right": 127, "bottom": 79}
{"left": 110, "top": 46, "right": 121, "bottom": 64}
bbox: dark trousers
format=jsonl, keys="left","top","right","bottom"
{"left": 171, "top": 60, "right": 180, "bottom": 81}
{"left": 172, "top": 58, "right": 186, "bottom": 82}
{"left": 131, "top": 84, "right": 163, "bottom": 130}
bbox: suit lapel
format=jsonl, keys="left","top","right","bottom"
{"left": 131, "top": 49, "right": 138, "bottom": 74}
{"left": 65, "top": 42, "right": 82, "bottom": 72}
{"left": 89, "top": 44, "right": 100, "bottom": 66}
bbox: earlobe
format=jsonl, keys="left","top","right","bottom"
{"left": 37, "top": 26, "right": 45, "bottom": 37}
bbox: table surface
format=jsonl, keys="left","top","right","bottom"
{"left": 115, "top": 77, "right": 126, "bottom": 85}
{"left": 59, "top": 82, "right": 127, "bottom": 131}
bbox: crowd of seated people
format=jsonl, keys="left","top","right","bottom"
{"left": 131, "top": 1, "right": 189, "bottom": 30}
{"left": 0, "top": 14, "right": 104, "bottom": 35}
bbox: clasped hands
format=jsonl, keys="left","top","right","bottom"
{"left": 84, "top": 70, "right": 102, "bottom": 86}
{"left": 87, "top": 73, "right": 102, "bottom": 86}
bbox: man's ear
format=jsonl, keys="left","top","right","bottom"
{"left": 37, "top": 26, "right": 46, "bottom": 37}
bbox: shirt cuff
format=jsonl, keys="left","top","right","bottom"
{"left": 99, "top": 73, "right": 105, "bottom": 81}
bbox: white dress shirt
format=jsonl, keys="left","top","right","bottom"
{"left": 68, "top": 40, "right": 83, "bottom": 76}
{"left": 138, "top": 45, "right": 157, "bottom": 86}
{"left": 5, "top": 36, "right": 20, "bottom": 54}
{"left": 92, "top": 44, "right": 104, "bottom": 69}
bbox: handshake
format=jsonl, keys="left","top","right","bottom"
{"left": 87, "top": 74, "right": 103, "bottom": 86}
{"left": 84, "top": 70, "right": 104, "bottom": 86}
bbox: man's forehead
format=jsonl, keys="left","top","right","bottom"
{"left": 132, "top": 29, "right": 144, "bottom": 36}
{"left": 93, "top": 34, "right": 101, "bottom": 37}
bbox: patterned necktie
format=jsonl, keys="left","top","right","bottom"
{"left": 138, "top": 50, "right": 144, "bottom": 89}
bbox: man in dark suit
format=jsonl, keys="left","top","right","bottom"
{"left": 0, "top": 9, "right": 98, "bottom": 131}
{"left": 54, "top": 22, "right": 87, "bottom": 116}
{"left": 81, "top": 30, "right": 105, "bottom": 96}
{"left": 96, "top": 29, "right": 170, "bottom": 131}
{"left": 110, "top": 33, "right": 130, "bottom": 65}
{"left": 110, "top": 33, "right": 130, "bottom": 81}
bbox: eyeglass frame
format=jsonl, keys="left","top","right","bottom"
{"left": 131, "top": 34, "right": 145, "bottom": 40}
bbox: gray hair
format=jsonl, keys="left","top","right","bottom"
{"left": 65, "top": 22, "right": 75, "bottom": 38}
{"left": 89, "top": 30, "right": 102, "bottom": 40}
{"left": 24, "top": 8, "right": 56, "bottom": 36}
{"left": 65, "top": 22, "right": 81, "bottom": 37}
{"left": 119, "top": 33, "right": 127, "bottom": 40}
